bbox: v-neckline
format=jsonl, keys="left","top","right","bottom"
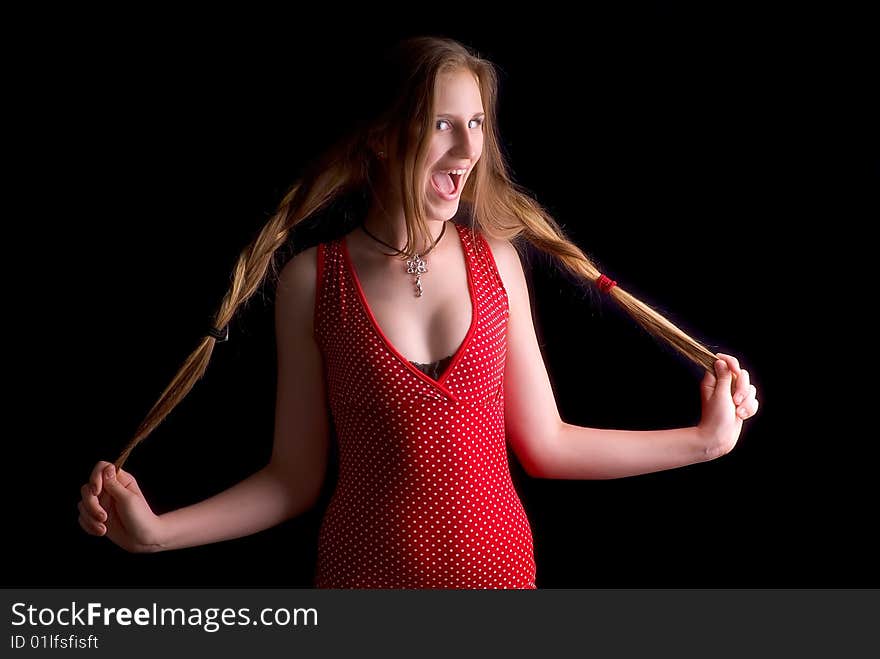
{"left": 340, "top": 222, "right": 479, "bottom": 397}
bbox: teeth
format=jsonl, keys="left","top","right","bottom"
{"left": 446, "top": 169, "right": 467, "bottom": 175}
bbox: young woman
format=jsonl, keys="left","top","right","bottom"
{"left": 76, "top": 36, "right": 759, "bottom": 589}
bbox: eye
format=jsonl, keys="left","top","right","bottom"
{"left": 435, "top": 118, "right": 485, "bottom": 131}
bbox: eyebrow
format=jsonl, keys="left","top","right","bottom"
{"left": 436, "top": 112, "right": 486, "bottom": 118}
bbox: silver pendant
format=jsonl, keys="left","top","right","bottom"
{"left": 406, "top": 253, "right": 428, "bottom": 297}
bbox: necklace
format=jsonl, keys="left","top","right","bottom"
{"left": 359, "top": 220, "right": 447, "bottom": 297}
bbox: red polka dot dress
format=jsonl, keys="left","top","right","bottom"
{"left": 312, "top": 221, "right": 537, "bottom": 589}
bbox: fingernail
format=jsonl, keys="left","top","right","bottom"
{"left": 718, "top": 361, "right": 727, "bottom": 371}
{"left": 104, "top": 466, "right": 115, "bottom": 480}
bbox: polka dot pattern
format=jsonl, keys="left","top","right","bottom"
{"left": 311, "top": 222, "right": 536, "bottom": 589}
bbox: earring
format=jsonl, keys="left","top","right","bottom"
{"left": 377, "top": 151, "right": 386, "bottom": 159}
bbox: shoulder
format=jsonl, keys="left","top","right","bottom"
{"left": 481, "top": 233, "right": 527, "bottom": 299}
{"left": 276, "top": 244, "right": 321, "bottom": 337}
{"left": 278, "top": 244, "right": 320, "bottom": 297}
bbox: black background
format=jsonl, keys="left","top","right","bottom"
{"left": 12, "top": 6, "right": 876, "bottom": 588}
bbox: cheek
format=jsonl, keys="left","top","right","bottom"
{"left": 472, "top": 136, "right": 485, "bottom": 161}
{"left": 426, "top": 146, "right": 446, "bottom": 168}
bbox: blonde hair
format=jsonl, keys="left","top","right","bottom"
{"left": 115, "top": 35, "right": 719, "bottom": 469}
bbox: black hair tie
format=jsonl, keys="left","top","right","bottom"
{"left": 208, "top": 325, "right": 229, "bottom": 342}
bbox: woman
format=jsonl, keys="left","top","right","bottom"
{"left": 76, "top": 36, "right": 759, "bottom": 589}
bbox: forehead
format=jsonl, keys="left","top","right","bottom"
{"left": 433, "top": 69, "right": 483, "bottom": 111}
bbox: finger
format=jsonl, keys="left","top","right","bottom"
{"left": 715, "top": 354, "right": 742, "bottom": 396}
{"left": 78, "top": 513, "right": 104, "bottom": 535}
{"left": 700, "top": 367, "right": 717, "bottom": 403}
{"left": 738, "top": 385, "right": 758, "bottom": 411}
{"left": 102, "top": 466, "right": 133, "bottom": 502}
{"left": 79, "top": 484, "right": 107, "bottom": 522}
{"left": 89, "top": 460, "right": 115, "bottom": 497}
{"left": 712, "top": 359, "right": 733, "bottom": 398}
{"left": 78, "top": 507, "right": 106, "bottom": 536}
{"left": 77, "top": 500, "right": 102, "bottom": 528}
{"left": 737, "top": 397, "right": 759, "bottom": 419}
{"left": 716, "top": 353, "right": 741, "bottom": 374}
{"left": 733, "top": 369, "right": 751, "bottom": 406}
{"left": 115, "top": 467, "right": 144, "bottom": 497}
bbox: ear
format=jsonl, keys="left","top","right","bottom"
{"left": 367, "top": 130, "right": 390, "bottom": 160}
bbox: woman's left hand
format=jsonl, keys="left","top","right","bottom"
{"left": 697, "top": 353, "right": 760, "bottom": 459}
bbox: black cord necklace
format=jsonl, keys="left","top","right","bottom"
{"left": 359, "top": 220, "right": 447, "bottom": 297}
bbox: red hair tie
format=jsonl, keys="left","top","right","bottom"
{"left": 596, "top": 274, "right": 617, "bottom": 294}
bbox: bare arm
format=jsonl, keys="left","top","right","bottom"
{"left": 486, "top": 237, "right": 713, "bottom": 481}
{"left": 156, "top": 246, "right": 330, "bottom": 550}
{"left": 81, "top": 244, "right": 329, "bottom": 552}
{"left": 544, "top": 424, "right": 705, "bottom": 479}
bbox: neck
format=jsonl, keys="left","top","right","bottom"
{"left": 362, "top": 203, "right": 446, "bottom": 254}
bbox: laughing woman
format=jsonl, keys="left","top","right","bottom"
{"left": 77, "top": 36, "right": 759, "bottom": 589}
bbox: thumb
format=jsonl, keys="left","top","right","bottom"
{"left": 101, "top": 466, "right": 132, "bottom": 502}
{"left": 710, "top": 359, "right": 733, "bottom": 400}
{"left": 700, "top": 367, "right": 717, "bottom": 404}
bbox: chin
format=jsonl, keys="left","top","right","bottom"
{"left": 428, "top": 205, "right": 460, "bottom": 222}
{"left": 424, "top": 193, "right": 461, "bottom": 221}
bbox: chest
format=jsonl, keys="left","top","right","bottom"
{"left": 344, "top": 238, "right": 475, "bottom": 365}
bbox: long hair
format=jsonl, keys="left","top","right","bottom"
{"left": 114, "top": 35, "right": 720, "bottom": 469}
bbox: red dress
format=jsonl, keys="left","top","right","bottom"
{"left": 312, "top": 221, "right": 537, "bottom": 589}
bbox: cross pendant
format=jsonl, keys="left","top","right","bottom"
{"left": 406, "top": 253, "right": 428, "bottom": 297}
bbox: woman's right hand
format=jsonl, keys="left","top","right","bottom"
{"left": 78, "top": 461, "right": 165, "bottom": 553}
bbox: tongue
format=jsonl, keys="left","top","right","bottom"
{"left": 431, "top": 171, "right": 455, "bottom": 194}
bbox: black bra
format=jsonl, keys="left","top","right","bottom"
{"left": 409, "top": 353, "right": 455, "bottom": 381}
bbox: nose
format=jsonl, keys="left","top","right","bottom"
{"left": 450, "top": 123, "right": 480, "bottom": 161}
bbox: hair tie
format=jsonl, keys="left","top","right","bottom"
{"left": 208, "top": 325, "right": 229, "bottom": 342}
{"left": 596, "top": 274, "right": 617, "bottom": 294}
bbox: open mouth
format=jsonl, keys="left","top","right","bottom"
{"left": 430, "top": 168, "right": 467, "bottom": 199}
